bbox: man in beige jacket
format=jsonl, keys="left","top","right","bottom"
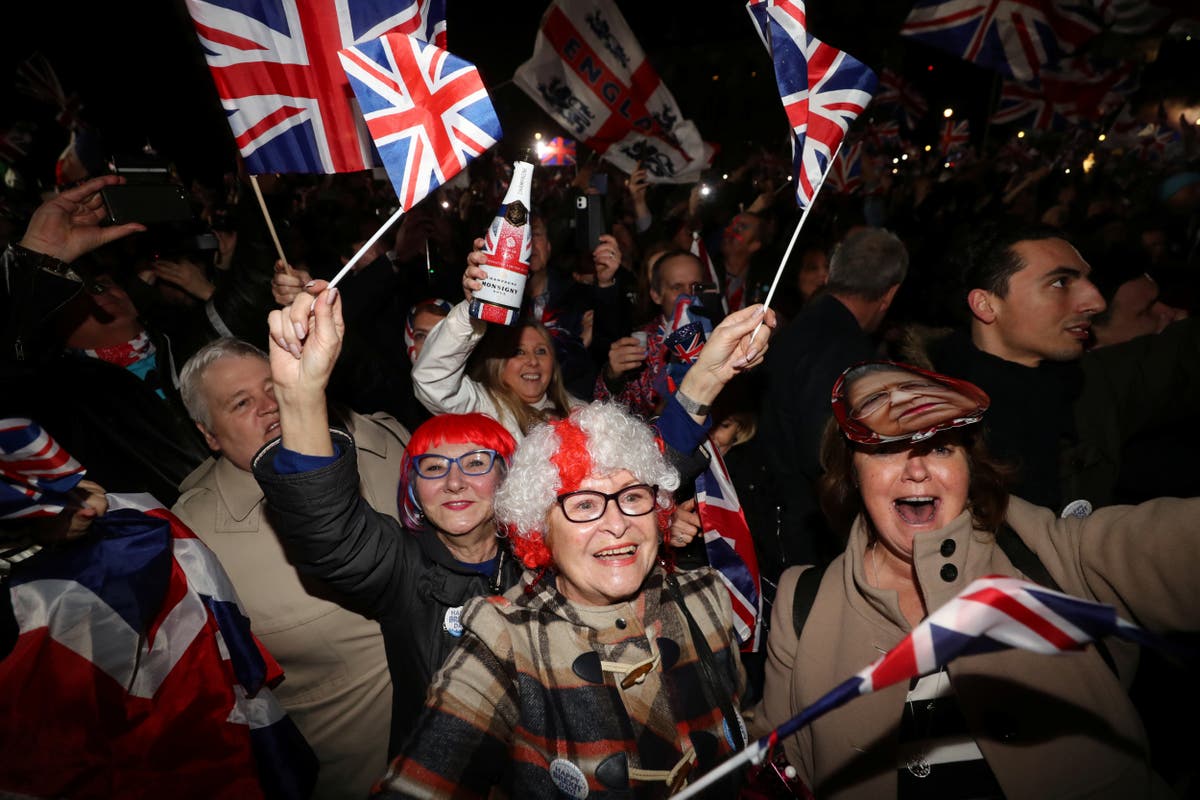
{"left": 173, "top": 337, "right": 407, "bottom": 799}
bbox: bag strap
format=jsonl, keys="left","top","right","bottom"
{"left": 996, "top": 523, "right": 1119, "bottom": 677}
{"left": 664, "top": 572, "right": 746, "bottom": 751}
{"left": 791, "top": 564, "right": 827, "bottom": 639}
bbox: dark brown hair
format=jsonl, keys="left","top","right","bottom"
{"left": 817, "top": 418, "right": 1013, "bottom": 544}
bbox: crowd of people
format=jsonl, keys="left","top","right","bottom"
{"left": 1, "top": 89, "right": 1199, "bottom": 798}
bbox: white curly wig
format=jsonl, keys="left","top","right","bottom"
{"left": 495, "top": 402, "right": 680, "bottom": 568}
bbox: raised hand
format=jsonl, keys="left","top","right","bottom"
{"left": 592, "top": 234, "right": 622, "bottom": 288}
{"left": 19, "top": 175, "right": 145, "bottom": 263}
{"left": 463, "top": 237, "right": 488, "bottom": 302}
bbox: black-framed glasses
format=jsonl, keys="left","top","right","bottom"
{"left": 413, "top": 449, "right": 500, "bottom": 479}
{"left": 555, "top": 484, "right": 659, "bottom": 523}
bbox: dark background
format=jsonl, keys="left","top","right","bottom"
{"left": 2, "top": 1, "right": 1194, "bottom": 192}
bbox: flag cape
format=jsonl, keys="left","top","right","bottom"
{"left": 183, "top": 0, "right": 446, "bottom": 175}
{"left": 0, "top": 493, "right": 317, "bottom": 799}
{"left": 338, "top": 33, "right": 501, "bottom": 213}
{"left": 696, "top": 442, "right": 763, "bottom": 651}
{"left": 513, "top": 0, "right": 711, "bottom": 183}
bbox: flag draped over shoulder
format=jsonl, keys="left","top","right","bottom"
{"left": 0, "top": 490, "right": 317, "bottom": 799}
{"left": 338, "top": 33, "right": 501, "bottom": 213}
{"left": 514, "top": 0, "right": 712, "bottom": 183}
{"left": 183, "top": 0, "right": 447, "bottom": 175}
{"left": 900, "top": 0, "right": 1100, "bottom": 82}
{"left": 748, "top": 0, "right": 877, "bottom": 210}
{"left": 695, "top": 441, "right": 763, "bottom": 652}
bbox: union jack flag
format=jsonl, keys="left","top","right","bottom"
{"left": 863, "top": 118, "right": 901, "bottom": 149}
{"left": 751, "top": 0, "right": 877, "bottom": 209}
{"left": 0, "top": 491, "right": 317, "bottom": 799}
{"left": 0, "top": 419, "right": 85, "bottom": 519}
{"left": 183, "top": 0, "right": 446, "bottom": 175}
{"left": 1134, "top": 125, "right": 1179, "bottom": 161}
{"left": 940, "top": 119, "right": 971, "bottom": 154}
{"left": 992, "top": 80, "right": 1069, "bottom": 129}
{"left": 655, "top": 294, "right": 713, "bottom": 399}
{"left": 901, "top": 0, "right": 1101, "bottom": 82}
{"left": 824, "top": 140, "right": 864, "bottom": 195}
{"left": 675, "top": 574, "right": 1168, "bottom": 799}
{"left": 875, "top": 68, "right": 929, "bottom": 129}
{"left": 339, "top": 34, "right": 501, "bottom": 212}
{"left": 537, "top": 135, "right": 577, "bottom": 166}
{"left": 696, "top": 441, "right": 763, "bottom": 652}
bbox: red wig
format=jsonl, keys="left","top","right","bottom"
{"left": 398, "top": 412, "right": 517, "bottom": 530}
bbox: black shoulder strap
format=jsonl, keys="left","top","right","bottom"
{"left": 791, "top": 564, "right": 827, "bottom": 640}
{"left": 996, "top": 523, "right": 1119, "bottom": 677}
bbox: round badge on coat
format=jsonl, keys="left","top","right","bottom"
{"left": 549, "top": 758, "right": 589, "bottom": 799}
{"left": 443, "top": 606, "right": 464, "bottom": 637}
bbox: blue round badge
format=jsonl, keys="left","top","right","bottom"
{"left": 443, "top": 605, "right": 464, "bottom": 637}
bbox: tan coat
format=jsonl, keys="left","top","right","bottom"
{"left": 753, "top": 496, "right": 1200, "bottom": 799}
{"left": 173, "top": 411, "right": 408, "bottom": 800}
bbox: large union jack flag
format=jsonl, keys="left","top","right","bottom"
{"left": 338, "top": 34, "right": 501, "bottom": 212}
{"left": 0, "top": 490, "right": 317, "bottom": 799}
{"left": 183, "top": 0, "right": 446, "bottom": 175}
{"left": 696, "top": 441, "right": 763, "bottom": 652}
{"left": 901, "top": 0, "right": 1100, "bottom": 82}
{"left": 749, "top": 0, "right": 877, "bottom": 210}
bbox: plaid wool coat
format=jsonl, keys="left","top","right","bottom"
{"left": 377, "top": 565, "right": 746, "bottom": 799}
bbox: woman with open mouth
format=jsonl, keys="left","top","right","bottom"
{"left": 751, "top": 360, "right": 1200, "bottom": 799}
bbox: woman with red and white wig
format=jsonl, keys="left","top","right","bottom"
{"left": 376, "top": 401, "right": 749, "bottom": 798}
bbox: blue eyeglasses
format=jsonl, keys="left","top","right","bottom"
{"left": 412, "top": 449, "right": 501, "bottom": 479}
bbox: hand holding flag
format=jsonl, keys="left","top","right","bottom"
{"left": 675, "top": 575, "right": 1178, "bottom": 799}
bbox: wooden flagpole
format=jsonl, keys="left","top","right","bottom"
{"left": 249, "top": 175, "right": 292, "bottom": 275}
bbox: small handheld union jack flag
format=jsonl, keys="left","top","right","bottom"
{"left": 675, "top": 574, "right": 1175, "bottom": 800}
{"left": 0, "top": 419, "right": 86, "bottom": 520}
{"left": 748, "top": 0, "right": 877, "bottom": 210}
{"left": 940, "top": 119, "right": 971, "bottom": 155}
{"left": 537, "top": 136, "right": 576, "bottom": 166}
{"left": 876, "top": 68, "right": 928, "bottom": 130}
{"left": 339, "top": 33, "right": 502, "bottom": 213}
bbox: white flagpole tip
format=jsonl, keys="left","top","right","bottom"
{"left": 328, "top": 205, "right": 406, "bottom": 291}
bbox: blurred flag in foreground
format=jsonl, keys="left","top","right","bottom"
{"left": 0, "top": 418, "right": 315, "bottom": 798}
{"left": 339, "top": 33, "right": 501, "bottom": 212}
{"left": 514, "top": 0, "right": 712, "bottom": 183}
{"left": 749, "top": 0, "right": 877, "bottom": 209}
{"left": 676, "top": 574, "right": 1172, "bottom": 799}
{"left": 183, "top": 0, "right": 447, "bottom": 174}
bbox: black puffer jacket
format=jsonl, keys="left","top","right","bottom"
{"left": 251, "top": 428, "right": 525, "bottom": 756}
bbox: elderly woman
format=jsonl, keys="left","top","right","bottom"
{"left": 752, "top": 361, "right": 1200, "bottom": 799}
{"left": 375, "top": 402, "right": 749, "bottom": 798}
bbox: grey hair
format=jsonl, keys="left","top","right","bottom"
{"left": 494, "top": 402, "right": 680, "bottom": 539}
{"left": 825, "top": 228, "right": 909, "bottom": 301}
{"left": 179, "top": 337, "right": 269, "bottom": 429}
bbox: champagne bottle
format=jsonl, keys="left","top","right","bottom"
{"left": 469, "top": 155, "right": 533, "bottom": 325}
